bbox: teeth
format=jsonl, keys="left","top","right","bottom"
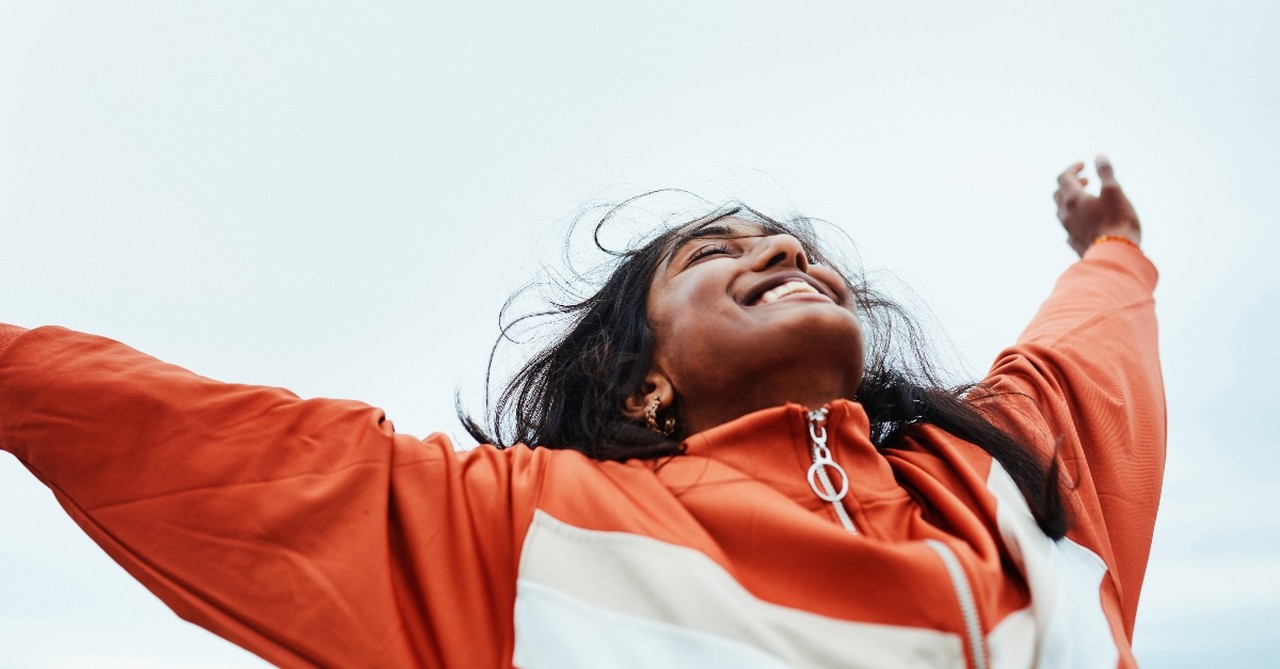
{"left": 760, "top": 280, "right": 819, "bottom": 304}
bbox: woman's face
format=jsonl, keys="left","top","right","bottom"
{"left": 644, "top": 217, "right": 864, "bottom": 434}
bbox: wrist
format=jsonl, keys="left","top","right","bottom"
{"left": 1092, "top": 234, "right": 1141, "bottom": 250}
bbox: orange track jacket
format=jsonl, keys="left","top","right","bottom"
{"left": 0, "top": 242, "right": 1164, "bottom": 668}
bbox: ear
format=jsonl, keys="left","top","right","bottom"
{"left": 622, "top": 371, "right": 675, "bottom": 421}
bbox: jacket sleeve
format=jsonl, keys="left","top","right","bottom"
{"left": 980, "top": 241, "right": 1165, "bottom": 635}
{"left": 0, "top": 325, "right": 538, "bottom": 668}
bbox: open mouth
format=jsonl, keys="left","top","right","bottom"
{"left": 750, "top": 280, "right": 829, "bottom": 305}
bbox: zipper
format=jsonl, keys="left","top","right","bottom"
{"left": 804, "top": 406, "right": 985, "bottom": 668}
{"left": 805, "top": 407, "right": 858, "bottom": 536}
{"left": 925, "top": 539, "right": 988, "bottom": 669}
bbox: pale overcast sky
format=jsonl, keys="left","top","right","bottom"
{"left": 2, "top": 1, "right": 1278, "bottom": 667}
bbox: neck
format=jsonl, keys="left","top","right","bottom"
{"left": 677, "top": 367, "right": 858, "bottom": 436}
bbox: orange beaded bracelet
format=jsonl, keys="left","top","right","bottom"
{"left": 1092, "top": 234, "right": 1141, "bottom": 250}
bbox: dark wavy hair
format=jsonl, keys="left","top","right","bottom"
{"left": 460, "top": 197, "right": 1067, "bottom": 539}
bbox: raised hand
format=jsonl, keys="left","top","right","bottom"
{"left": 1054, "top": 155, "right": 1142, "bottom": 257}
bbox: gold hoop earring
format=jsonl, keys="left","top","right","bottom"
{"left": 645, "top": 395, "right": 676, "bottom": 437}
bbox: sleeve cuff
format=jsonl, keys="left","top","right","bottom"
{"left": 1082, "top": 238, "right": 1159, "bottom": 291}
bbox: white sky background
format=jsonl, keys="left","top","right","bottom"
{"left": 1, "top": 1, "right": 1277, "bottom": 666}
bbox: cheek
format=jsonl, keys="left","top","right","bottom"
{"left": 645, "top": 289, "right": 728, "bottom": 380}
{"left": 645, "top": 303, "right": 695, "bottom": 373}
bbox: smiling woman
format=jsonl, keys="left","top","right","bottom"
{"left": 463, "top": 206, "right": 1069, "bottom": 540}
{"left": 0, "top": 158, "right": 1164, "bottom": 668}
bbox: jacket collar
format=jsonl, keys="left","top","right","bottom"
{"left": 677, "top": 399, "right": 902, "bottom": 505}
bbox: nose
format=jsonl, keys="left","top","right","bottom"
{"left": 750, "top": 233, "right": 810, "bottom": 272}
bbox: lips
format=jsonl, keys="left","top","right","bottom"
{"left": 744, "top": 273, "right": 833, "bottom": 306}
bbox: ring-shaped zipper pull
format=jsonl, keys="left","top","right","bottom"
{"left": 807, "top": 411, "right": 849, "bottom": 501}
{"left": 808, "top": 456, "right": 849, "bottom": 501}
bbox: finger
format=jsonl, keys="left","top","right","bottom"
{"left": 1057, "top": 162, "right": 1085, "bottom": 190}
{"left": 1096, "top": 154, "right": 1117, "bottom": 186}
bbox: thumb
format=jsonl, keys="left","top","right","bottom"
{"left": 1096, "top": 154, "right": 1117, "bottom": 186}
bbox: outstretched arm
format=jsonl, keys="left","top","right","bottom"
{"left": 0, "top": 326, "right": 533, "bottom": 667}
{"left": 983, "top": 157, "right": 1164, "bottom": 636}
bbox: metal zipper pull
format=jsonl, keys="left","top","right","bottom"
{"left": 806, "top": 407, "right": 858, "bottom": 535}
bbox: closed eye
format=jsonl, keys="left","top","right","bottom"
{"left": 687, "top": 243, "right": 734, "bottom": 265}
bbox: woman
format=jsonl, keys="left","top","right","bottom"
{"left": 0, "top": 157, "right": 1162, "bottom": 668}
